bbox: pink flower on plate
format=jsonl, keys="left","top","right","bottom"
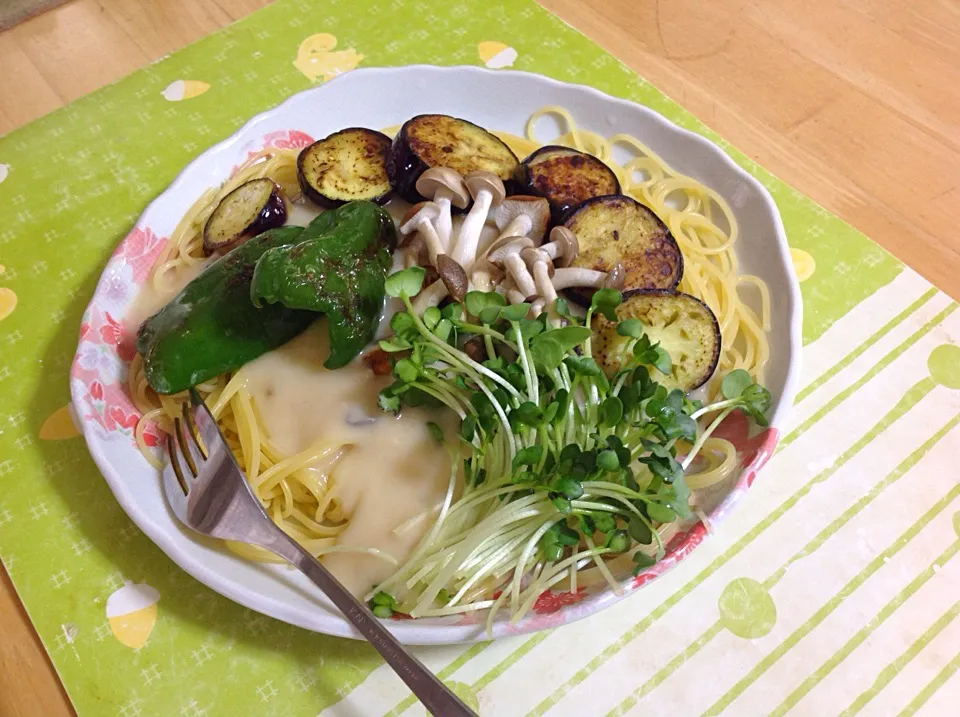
{"left": 631, "top": 522, "right": 709, "bottom": 589}
{"left": 236, "top": 130, "right": 316, "bottom": 170}
{"left": 76, "top": 342, "right": 115, "bottom": 373}
{"left": 90, "top": 381, "right": 104, "bottom": 401}
{"left": 261, "top": 130, "right": 314, "bottom": 150}
{"left": 117, "top": 226, "right": 167, "bottom": 284}
{"left": 97, "top": 312, "right": 137, "bottom": 362}
{"left": 98, "top": 312, "right": 123, "bottom": 345}
{"left": 532, "top": 587, "right": 588, "bottom": 615}
{"left": 142, "top": 427, "right": 163, "bottom": 447}
{"left": 711, "top": 409, "right": 774, "bottom": 468}
{"left": 109, "top": 406, "right": 139, "bottom": 430}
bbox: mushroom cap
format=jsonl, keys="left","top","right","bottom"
{"left": 492, "top": 195, "right": 550, "bottom": 242}
{"left": 548, "top": 226, "right": 580, "bottom": 267}
{"left": 464, "top": 171, "right": 506, "bottom": 207}
{"left": 521, "top": 247, "right": 555, "bottom": 278}
{"left": 602, "top": 262, "right": 626, "bottom": 291}
{"left": 416, "top": 168, "right": 470, "bottom": 209}
{"left": 436, "top": 253, "right": 469, "bottom": 302}
{"left": 486, "top": 235, "right": 535, "bottom": 265}
{"left": 399, "top": 201, "right": 441, "bottom": 233}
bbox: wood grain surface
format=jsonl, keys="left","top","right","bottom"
{"left": 1, "top": 1, "right": 957, "bottom": 714}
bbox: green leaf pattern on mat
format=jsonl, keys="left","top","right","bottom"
{"left": 0, "top": 0, "right": 929, "bottom": 715}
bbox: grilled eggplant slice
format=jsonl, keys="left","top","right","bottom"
{"left": 387, "top": 115, "right": 519, "bottom": 203}
{"left": 297, "top": 128, "right": 393, "bottom": 207}
{"left": 518, "top": 145, "right": 620, "bottom": 222}
{"left": 203, "top": 178, "right": 287, "bottom": 255}
{"left": 564, "top": 195, "right": 682, "bottom": 303}
{"left": 592, "top": 289, "right": 721, "bottom": 391}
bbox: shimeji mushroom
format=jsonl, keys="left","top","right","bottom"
{"left": 399, "top": 232, "right": 427, "bottom": 268}
{"left": 491, "top": 196, "right": 550, "bottom": 246}
{"left": 487, "top": 235, "right": 536, "bottom": 298}
{"left": 450, "top": 171, "right": 506, "bottom": 269}
{"left": 411, "top": 254, "right": 471, "bottom": 313}
{"left": 540, "top": 226, "right": 579, "bottom": 267}
{"left": 498, "top": 276, "right": 528, "bottom": 305}
{"left": 551, "top": 262, "right": 627, "bottom": 291}
{"left": 415, "top": 168, "right": 470, "bottom": 248}
{"left": 436, "top": 254, "right": 469, "bottom": 302}
{"left": 412, "top": 279, "right": 449, "bottom": 314}
{"left": 469, "top": 258, "right": 505, "bottom": 293}
{"left": 521, "top": 247, "right": 557, "bottom": 306}
{"left": 469, "top": 232, "right": 521, "bottom": 293}
{"left": 399, "top": 202, "right": 444, "bottom": 264}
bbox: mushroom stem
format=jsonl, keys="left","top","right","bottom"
{"left": 470, "top": 259, "right": 502, "bottom": 293}
{"left": 419, "top": 222, "right": 445, "bottom": 264}
{"left": 412, "top": 279, "right": 449, "bottom": 314}
{"left": 497, "top": 277, "right": 527, "bottom": 305}
{"left": 402, "top": 235, "right": 426, "bottom": 268}
{"left": 400, "top": 202, "right": 445, "bottom": 264}
{"left": 416, "top": 168, "right": 469, "bottom": 249}
{"left": 530, "top": 298, "right": 546, "bottom": 317}
{"left": 551, "top": 268, "right": 609, "bottom": 291}
{"left": 433, "top": 189, "right": 455, "bottom": 246}
{"left": 540, "top": 226, "right": 580, "bottom": 267}
{"left": 452, "top": 189, "right": 493, "bottom": 268}
{"left": 503, "top": 253, "right": 537, "bottom": 297}
{"left": 533, "top": 262, "right": 557, "bottom": 303}
{"left": 495, "top": 215, "right": 533, "bottom": 243}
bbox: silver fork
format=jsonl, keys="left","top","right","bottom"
{"left": 162, "top": 389, "right": 476, "bottom": 717}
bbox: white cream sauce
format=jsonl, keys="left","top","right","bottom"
{"left": 133, "top": 193, "right": 503, "bottom": 596}
{"left": 240, "top": 322, "right": 457, "bottom": 596}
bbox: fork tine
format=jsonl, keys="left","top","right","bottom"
{"left": 174, "top": 412, "right": 200, "bottom": 478}
{"left": 166, "top": 430, "right": 189, "bottom": 494}
{"left": 181, "top": 400, "right": 209, "bottom": 461}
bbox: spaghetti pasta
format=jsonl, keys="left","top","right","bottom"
{"left": 130, "top": 106, "right": 770, "bottom": 570}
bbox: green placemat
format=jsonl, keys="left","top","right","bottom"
{"left": 1, "top": 1, "right": 957, "bottom": 715}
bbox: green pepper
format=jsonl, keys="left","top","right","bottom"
{"left": 137, "top": 226, "right": 314, "bottom": 394}
{"left": 250, "top": 201, "right": 397, "bottom": 369}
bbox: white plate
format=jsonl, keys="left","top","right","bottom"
{"left": 71, "top": 65, "right": 802, "bottom": 644}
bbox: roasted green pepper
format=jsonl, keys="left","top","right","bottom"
{"left": 137, "top": 226, "right": 314, "bottom": 394}
{"left": 251, "top": 201, "right": 397, "bottom": 369}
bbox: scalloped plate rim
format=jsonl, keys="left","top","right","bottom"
{"left": 71, "top": 65, "right": 802, "bottom": 645}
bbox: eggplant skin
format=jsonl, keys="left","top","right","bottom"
{"left": 298, "top": 128, "right": 393, "bottom": 208}
{"left": 565, "top": 194, "right": 682, "bottom": 303}
{"left": 591, "top": 289, "right": 721, "bottom": 391}
{"left": 518, "top": 145, "right": 620, "bottom": 223}
{"left": 203, "top": 178, "right": 287, "bottom": 255}
{"left": 386, "top": 114, "right": 519, "bottom": 203}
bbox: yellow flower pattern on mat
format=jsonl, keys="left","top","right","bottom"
{"left": 718, "top": 577, "right": 777, "bottom": 639}
{"left": 161, "top": 80, "right": 211, "bottom": 102}
{"left": 477, "top": 41, "right": 518, "bottom": 69}
{"left": 107, "top": 581, "right": 160, "bottom": 649}
{"left": 0, "top": 287, "right": 17, "bottom": 321}
{"left": 294, "top": 33, "right": 363, "bottom": 82}
{"left": 790, "top": 247, "right": 816, "bottom": 283}
{"left": 39, "top": 405, "right": 80, "bottom": 441}
{"left": 928, "top": 344, "right": 960, "bottom": 389}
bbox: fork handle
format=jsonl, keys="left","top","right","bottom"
{"left": 261, "top": 533, "right": 477, "bottom": 716}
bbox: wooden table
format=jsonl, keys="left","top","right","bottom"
{"left": 1, "top": 1, "right": 957, "bottom": 714}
